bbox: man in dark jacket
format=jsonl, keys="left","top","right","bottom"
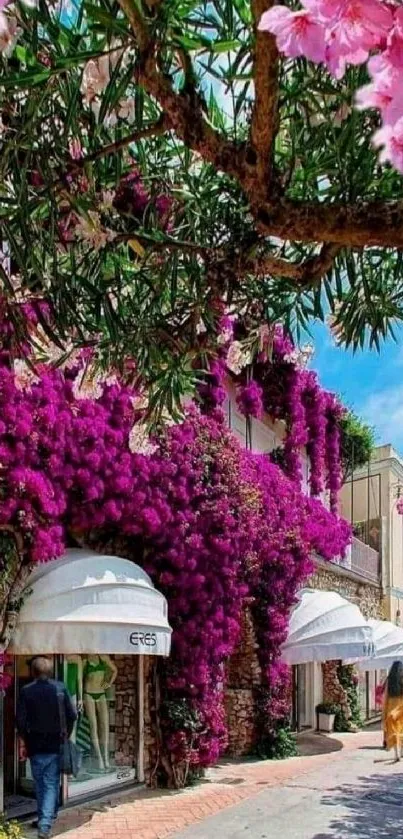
{"left": 16, "top": 656, "right": 77, "bottom": 839}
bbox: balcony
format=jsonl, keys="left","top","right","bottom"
{"left": 342, "top": 536, "right": 381, "bottom": 584}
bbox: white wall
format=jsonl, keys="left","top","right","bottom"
{"left": 225, "top": 383, "right": 318, "bottom": 501}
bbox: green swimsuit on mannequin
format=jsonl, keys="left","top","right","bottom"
{"left": 83, "top": 658, "right": 109, "bottom": 700}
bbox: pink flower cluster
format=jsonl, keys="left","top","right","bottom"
{"left": 236, "top": 379, "right": 264, "bottom": 419}
{"left": 251, "top": 328, "right": 345, "bottom": 499}
{"left": 241, "top": 452, "right": 350, "bottom": 742}
{"left": 113, "top": 166, "right": 173, "bottom": 229}
{"left": 260, "top": 1, "right": 403, "bottom": 172}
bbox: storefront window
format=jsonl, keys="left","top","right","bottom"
{"left": 61, "top": 654, "right": 138, "bottom": 798}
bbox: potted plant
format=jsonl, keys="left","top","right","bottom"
{"left": 316, "top": 702, "right": 338, "bottom": 733}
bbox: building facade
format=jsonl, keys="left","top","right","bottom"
{"left": 340, "top": 443, "right": 403, "bottom": 624}
{"left": 0, "top": 384, "right": 385, "bottom": 816}
{"left": 223, "top": 384, "right": 384, "bottom": 749}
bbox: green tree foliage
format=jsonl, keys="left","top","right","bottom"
{"left": 339, "top": 410, "right": 375, "bottom": 481}
{"left": 1, "top": 0, "right": 403, "bottom": 415}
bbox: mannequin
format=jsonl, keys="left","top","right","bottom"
{"left": 83, "top": 654, "right": 117, "bottom": 771}
{"left": 65, "top": 655, "right": 83, "bottom": 742}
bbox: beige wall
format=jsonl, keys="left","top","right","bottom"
{"left": 340, "top": 444, "right": 403, "bottom": 624}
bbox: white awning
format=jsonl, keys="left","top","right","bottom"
{"left": 10, "top": 549, "right": 172, "bottom": 657}
{"left": 354, "top": 619, "right": 403, "bottom": 671}
{"left": 281, "top": 588, "right": 375, "bottom": 665}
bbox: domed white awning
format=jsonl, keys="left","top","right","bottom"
{"left": 281, "top": 588, "right": 375, "bottom": 665}
{"left": 354, "top": 619, "right": 403, "bottom": 671}
{"left": 10, "top": 549, "right": 172, "bottom": 657}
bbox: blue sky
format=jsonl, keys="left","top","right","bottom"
{"left": 310, "top": 322, "right": 403, "bottom": 454}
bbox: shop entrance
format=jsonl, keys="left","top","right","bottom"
{"left": 292, "top": 663, "right": 321, "bottom": 731}
{"left": 3, "top": 656, "right": 54, "bottom": 819}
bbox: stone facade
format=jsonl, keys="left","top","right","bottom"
{"left": 114, "top": 655, "right": 138, "bottom": 768}
{"left": 143, "top": 657, "right": 158, "bottom": 785}
{"left": 225, "top": 689, "right": 256, "bottom": 756}
{"left": 115, "top": 563, "right": 383, "bottom": 781}
{"left": 322, "top": 660, "right": 350, "bottom": 720}
{"left": 309, "top": 563, "right": 384, "bottom": 619}
{"left": 224, "top": 609, "right": 262, "bottom": 757}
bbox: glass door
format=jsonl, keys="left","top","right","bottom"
{"left": 3, "top": 656, "right": 49, "bottom": 818}
{"left": 297, "top": 664, "right": 308, "bottom": 729}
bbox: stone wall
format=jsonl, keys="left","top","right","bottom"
{"left": 224, "top": 609, "right": 262, "bottom": 757}
{"left": 114, "top": 655, "right": 138, "bottom": 768}
{"left": 322, "top": 660, "right": 350, "bottom": 721}
{"left": 225, "top": 689, "right": 256, "bottom": 756}
{"left": 309, "top": 564, "right": 384, "bottom": 619}
{"left": 143, "top": 657, "right": 158, "bottom": 785}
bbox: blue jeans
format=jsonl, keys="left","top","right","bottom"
{"left": 30, "top": 753, "right": 61, "bottom": 835}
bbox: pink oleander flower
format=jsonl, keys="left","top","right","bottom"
{"left": 226, "top": 341, "right": 251, "bottom": 375}
{"left": 13, "top": 359, "right": 39, "bottom": 392}
{"left": 75, "top": 211, "right": 116, "bottom": 250}
{"left": 128, "top": 422, "right": 158, "bottom": 455}
{"left": 386, "top": 7, "right": 403, "bottom": 69}
{"left": 264, "top": 1, "right": 403, "bottom": 174}
{"left": 373, "top": 116, "right": 403, "bottom": 172}
{"left": 71, "top": 366, "right": 104, "bottom": 400}
{"left": 80, "top": 56, "right": 111, "bottom": 104}
{"left": 68, "top": 138, "right": 82, "bottom": 161}
{"left": 118, "top": 97, "right": 135, "bottom": 123}
{"left": 0, "top": 12, "right": 20, "bottom": 55}
{"left": 259, "top": 5, "right": 327, "bottom": 63}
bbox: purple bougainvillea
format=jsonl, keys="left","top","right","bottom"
{"left": 236, "top": 380, "right": 264, "bottom": 419}
{"left": 0, "top": 312, "right": 351, "bottom": 781}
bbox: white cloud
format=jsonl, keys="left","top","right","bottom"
{"left": 359, "top": 386, "right": 403, "bottom": 451}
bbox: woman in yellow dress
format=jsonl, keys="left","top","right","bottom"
{"left": 384, "top": 661, "right": 403, "bottom": 761}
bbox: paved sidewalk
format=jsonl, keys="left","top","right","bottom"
{"left": 22, "top": 730, "right": 381, "bottom": 839}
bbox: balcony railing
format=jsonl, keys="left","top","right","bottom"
{"left": 341, "top": 536, "right": 381, "bottom": 584}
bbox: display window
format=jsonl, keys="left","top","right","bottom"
{"left": 61, "top": 654, "right": 139, "bottom": 798}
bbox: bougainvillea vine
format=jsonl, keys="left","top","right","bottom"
{"left": 0, "top": 310, "right": 351, "bottom": 783}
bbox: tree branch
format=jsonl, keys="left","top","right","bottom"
{"left": 140, "top": 54, "right": 245, "bottom": 178}
{"left": 117, "top": 0, "right": 150, "bottom": 51}
{"left": 117, "top": 0, "right": 246, "bottom": 179}
{"left": 116, "top": 0, "right": 403, "bottom": 253}
{"left": 250, "top": 0, "right": 279, "bottom": 193}
{"left": 77, "top": 116, "right": 170, "bottom": 167}
{"left": 240, "top": 243, "right": 341, "bottom": 286}
{"left": 115, "top": 229, "right": 338, "bottom": 288}
{"left": 256, "top": 197, "right": 403, "bottom": 248}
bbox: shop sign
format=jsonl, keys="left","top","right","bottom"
{"left": 129, "top": 631, "right": 157, "bottom": 649}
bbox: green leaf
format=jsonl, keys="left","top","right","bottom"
{"left": 209, "top": 39, "right": 242, "bottom": 53}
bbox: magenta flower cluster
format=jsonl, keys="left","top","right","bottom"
{"left": 236, "top": 380, "right": 264, "bottom": 419}
{"left": 113, "top": 166, "right": 173, "bottom": 229}
{"left": 234, "top": 329, "right": 345, "bottom": 504}
{"left": 0, "top": 317, "right": 351, "bottom": 777}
